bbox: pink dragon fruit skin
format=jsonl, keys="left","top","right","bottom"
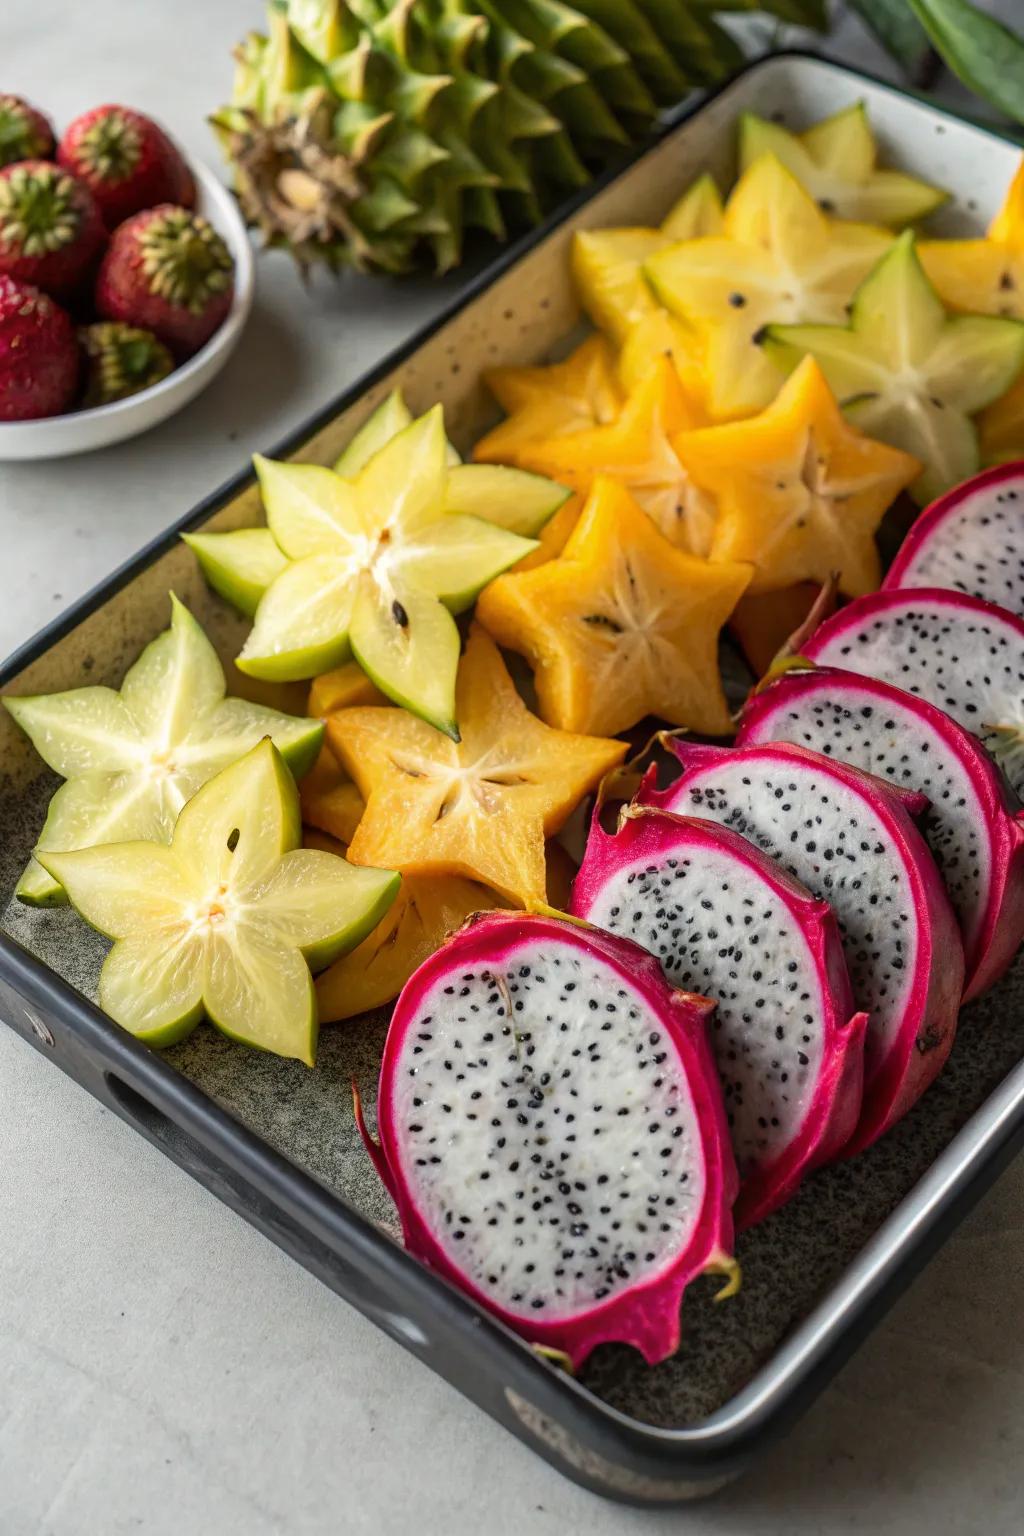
{"left": 640, "top": 740, "right": 965, "bottom": 1156}
{"left": 883, "top": 460, "right": 1024, "bottom": 614}
{"left": 801, "top": 587, "right": 1024, "bottom": 799}
{"left": 738, "top": 667, "right": 1024, "bottom": 1003}
{"left": 356, "top": 909, "right": 739, "bottom": 1370}
{"left": 570, "top": 806, "right": 867, "bottom": 1227}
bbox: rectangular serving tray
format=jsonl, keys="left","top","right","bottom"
{"left": 3, "top": 51, "right": 1024, "bottom": 1507}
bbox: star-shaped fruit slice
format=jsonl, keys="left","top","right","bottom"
{"left": 764, "top": 231, "right": 1024, "bottom": 503}
{"left": 920, "top": 158, "right": 1024, "bottom": 320}
{"left": 645, "top": 154, "right": 893, "bottom": 419}
{"left": 739, "top": 103, "right": 947, "bottom": 225}
{"left": 507, "top": 357, "right": 718, "bottom": 556}
{"left": 326, "top": 627, "right": 625, "bottom": 907}
{"left": 182, "top": 528, "right": 288, "bottom": 618}
{"left": 476, "top": 476, "right": 750, "bottom": 738}
{"left": 570, "top": 175, "right": 724, "bottom": 346}
{"left": 979, "top": 374, "right": 1024, "bottom": 466}
{"left": 474, "top": 335, "right": 623, "bottom": 466}
{"left": 5, "top": 594, "right": 323, "bottom": 906}
{"left": 39, "top": 740, "right": 399, "bottom": 1064}
{"left": 235, "top": 406, "right": 549, "bottom": 736}
{"left": 675, "top": 356, "right": 920, "bottom": 595}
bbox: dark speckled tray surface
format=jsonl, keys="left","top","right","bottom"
{"left": 2, "top": 53, "right": 1024, "bottom": 1504}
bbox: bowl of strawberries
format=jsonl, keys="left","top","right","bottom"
{"left": 0, "top": 96, "right": 254, "bottom": 459}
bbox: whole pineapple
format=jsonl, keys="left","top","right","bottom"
{"left": 215, "top": 0, "right": 824, "bottom": 275}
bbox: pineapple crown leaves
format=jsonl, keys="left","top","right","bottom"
{"left": 218, "top": 0, "right": 827, "bottom": 275}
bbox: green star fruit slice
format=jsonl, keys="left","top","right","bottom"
{"left": 441, "top": 465, "right": 570, "bottom": 535}
{"left": 763, "top": 232, "right": 1024, "bottom": 503}
{"left": 5, "top": 595, "right": 323, "bottom": 906}
{"left": 738, "top": 104, "right": 948, "bottom": 226}
{"left": 234, "top": 407, "right": 541, "bottom": 727}
{"left": 38, "top": 740, "right": 399, "bottom": 1064}
{"left": 349, "top": 570, "right": 462, "bottom": 740}
{"left": 333, "top": 390, "right": 461, "bottom": 477}
{"left": 181, "top": 529, "right": 288, "bottom": 617}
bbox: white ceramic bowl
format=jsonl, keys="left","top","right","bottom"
{"left": 0, "top": 160, "right": 254, "bottom": 460}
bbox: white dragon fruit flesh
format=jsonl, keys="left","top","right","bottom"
{"left": 738, "top": 667, "right": 1024, "bottom": 1002}
{"left": 802, "top": 588, "right": 1024, "bottom": 798}
{"left": 356, "top": 910, "right": 739, "bottom": 1369}
{"left": 570, "top": 806, "right": 867, "bottom": 1227}
{"left": 884, "top": 460, "right": 1024, "bottom": 615}
{"left": 640, "top": 741, "right": 964, "bottom": 1154}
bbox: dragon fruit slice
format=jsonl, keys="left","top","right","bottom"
{"left": 738, "top": 667, "right": 1024, "bottom": 1002}
{"left": 641, "top": 741, "right": 964, "bottom": 1153}
{"left": 570, "top": 807, "right": 867, "bottom": 1226}
{"left": 884, "top": 461, "right": 1024, "bottom": 615}
{"left": 356, "top": 909, "right": 739, "bottom": 1369}
{"left": 802, "top": 588, "right": 1024, "bottom": 797}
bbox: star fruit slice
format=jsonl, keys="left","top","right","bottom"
{"left": 979, "top": 373, "right": 1024, "bottom": 466}
{"left": 645, "top": 154, "right": 893, "bottom": 419}
{"left": 919, "top": 158, "right": 1024, "bottom": 321}
{"left": 181, "top": 529, "right": 288, "bottom": 618}
{"left": 571, "top": 173, "right": 724, "bottom": 345}
{"left": 763, "top": 231, "right": 1024, "bottom": 503}
{"left": 739, "top": 103, "right": 947, "bottom": 225}
{"left": 235, "top": 406, "right": 542, "bottom": 736}
{"left": 39, "top": 740, "right": 399, "bottom": 1064}
{"left": 476, "top": 476, "right": 751, "bottom": 738}
{"left": 507, "top": 357, "right": 717, "bottom": 556}
{"left": 326, "top": 626, "right": 626, "bottom": 907}
{"left": 5, "top": 595, "right": 323, "bottom": 906}
{"left": 474, "top": 335, "right": 623, "bottom": 467}
{"left": 675, "top": 355, "right": 921, "bottom": 595}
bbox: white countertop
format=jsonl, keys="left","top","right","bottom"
{"left": 4, "top": 4, "right": 1024, "bottom": 1532}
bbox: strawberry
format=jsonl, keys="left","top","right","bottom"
{"left": 0, "top": 94, "right": 55, "bottom": 168}
{"left": 0, "top": 275, "right": 78, "bottom": 420}
{"left": 0, "top": 161, "right": 106, "bottom": 301}
{"left": 94, "top": 204, "right": 233, "bottom": 359}
{"left": 79, "top": 321, "right": 173, "bottom": 407}
{"left": 58, "top": 105, "right": 195, "bottom": 231}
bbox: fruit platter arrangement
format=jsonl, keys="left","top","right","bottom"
{"left": 7, "top": 59, "right": 1024, "bottom": 1442}
{"left": 0, "top": 95, "right": 236, "bottom": 422}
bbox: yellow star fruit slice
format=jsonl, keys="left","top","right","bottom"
{"left": 5, "top": 594, "right": 323, "bottom": 906}
{"left": 39, "top": 740, "right": 399, "bottom": 1064}
{"left": 739, "top": 103, "right": 947, "bottom": 225}
{"left": 920, "top": 158, "right": 1024, "bottom": 321}
{"left": 326, "top": 627, "right": 625, "bottom": 908}
{"left": 644, "top": 154, "right": 893, "bottom": 420}
{"left": 676, "top": 356, "right": 921, "bottom": 595}
{"left": 764, "top": 232, "right": 1024, "bottom": 504}
{"left": 476, "top": 476, "right": 751, "bottom": 738}
{"left": 474, "top": 335, "right": 623, "bottom": 466}
{"left": 979, "top": 373, "right": 1024, "bottom": 466}
{"left": 504, "top": 357, "right": 717, "bottom": 556}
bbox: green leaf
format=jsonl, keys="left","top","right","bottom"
{"left": 847, "top": 0, "right": 934, "bottom": 77}
{"left": 909, "top": 0, "right": 1024, "bottom": 124}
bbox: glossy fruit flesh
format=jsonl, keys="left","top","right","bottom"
{"left": 883, "top": 461, "right": 1024, "bottom": 614}
{"left": 571, "top": 808, "right": 866, "bottom": 1226}
{"left": 642, "top": 740, "right": 964, "bottom": 1152}
{"left": 738, "top": 666, "right": 1024, "bottom": 1001}
{"left": 5, "top": 595, "right": 322, "bottom": 905}
{"left": 361, "top": 910, "right": 738, "bottom": 1368}
{"left": 39, "top": 740, "right": 399, "bottom": 1064}
{"left": 182, "top": 528, "right": 289, "bottom": 617}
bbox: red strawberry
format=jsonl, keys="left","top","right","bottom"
{"left": 0, "top": 275, "right": 78, "bottom": 420}
{"left": 58, "top": 105, "right": 195, "bottom": 231}
{"left": 0, "top": 94, "right": 55, "bottom": 168}
{"left": 0, "top": 161, "right": 106, "bottom": 300}
{"left": 95, "top": 204, "right": 233, "bottom": 359}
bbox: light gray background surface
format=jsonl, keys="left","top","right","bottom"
{"left": 3, "top": 3, "right": 1023, "bottom": 1532}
